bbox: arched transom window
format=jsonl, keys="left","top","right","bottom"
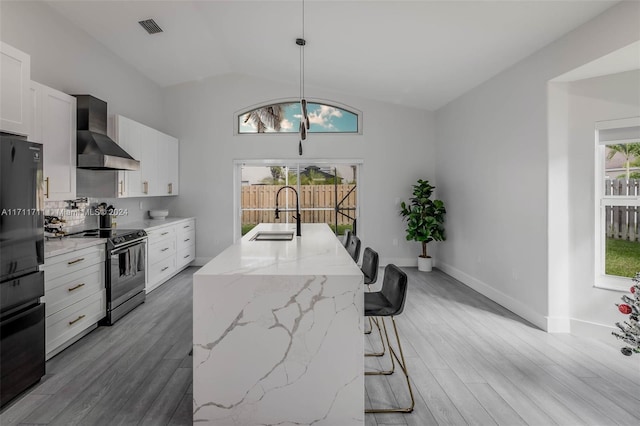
{"left": 237, "top": 101, "right": 360, "bottom": 134}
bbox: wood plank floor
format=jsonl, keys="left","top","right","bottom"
{"left": 2, "top": 266, "right": 639, "bottom": 425}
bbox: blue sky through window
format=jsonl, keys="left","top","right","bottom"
{"left": 239, "top": 102, "right": 358, "bottom": 134}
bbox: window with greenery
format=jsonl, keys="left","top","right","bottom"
{"left": 595, "top": 118, "right": 640, "bottom": 290}
{"left": 238, "top": 101, "right": 359, "bottom": 134}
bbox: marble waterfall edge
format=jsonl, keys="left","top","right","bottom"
{"left": 193, "top": 224, "right": 364, "bottom": 425}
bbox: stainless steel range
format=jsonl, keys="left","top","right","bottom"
{"left": 72, "top": 228, "right": 147, "bottom": 325}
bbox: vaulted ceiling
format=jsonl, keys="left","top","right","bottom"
{"left": 45, "top": 0, "right": 620, "bottom": 110}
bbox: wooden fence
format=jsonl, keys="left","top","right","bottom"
{"left": 241, "top": 184, "right": 357, "bottom": 226}
{"left": 605, "top": 178, "right": 640, "bottom": 242}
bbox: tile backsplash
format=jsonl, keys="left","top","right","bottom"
{"left": 44, "top": 196, "right": 176, "bottom": 234}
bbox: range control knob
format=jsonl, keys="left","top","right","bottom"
{"left": 138, "top": 231, "right": 145, "bottom": 237}
{"left": 114, "top": 237, "right": 124, "bottom": 244}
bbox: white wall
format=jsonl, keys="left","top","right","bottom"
{"left": 435, "top": 1, "right": 640, "bottom": 330}
{"left": 0, "top": 0, "right": 165, "bottom": 131}
{"left": 566, "top": 70, "right": 640, "bottom": 336}
{"left": 162, "top": 73, "right": 435, "bottom": 265}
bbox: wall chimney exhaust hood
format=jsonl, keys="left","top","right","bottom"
{"left": 74, "top": 95, "right": 140, "bottom": 171}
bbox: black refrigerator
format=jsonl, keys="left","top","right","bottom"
{"left": 0, "top": 134, "right": 45, "bottom": 408}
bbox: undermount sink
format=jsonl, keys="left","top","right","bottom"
{"left": 250, "top": 231, "right": 295, "bottom": 241}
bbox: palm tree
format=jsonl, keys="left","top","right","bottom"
{"left": 243, "top": 104, "right": 285, "bottom": 133}
{"left": 607, "top": 142, "right": 640, "bottom": 180}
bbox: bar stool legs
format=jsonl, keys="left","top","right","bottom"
{"left": 365, "top": 316, "right": 387, "bottom": 357}
{"left": 365, "top": 316, "right": 415, "bottom": 413}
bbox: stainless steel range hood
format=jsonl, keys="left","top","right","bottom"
{"left": 75, "top": 95, "right": 140, "bottom": 171}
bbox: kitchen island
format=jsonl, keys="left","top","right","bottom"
{"left": 193, "top": 223, "right": 364, "bottom": 425}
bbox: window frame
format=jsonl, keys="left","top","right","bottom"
{"left": 594, "top": 117, "right": 640, "bottom": 291}
{"left": 234, "top": 98, "right": 363, "bottom": 136}
{"left": 233, "top": 159, "right": 363, "bottom": 242}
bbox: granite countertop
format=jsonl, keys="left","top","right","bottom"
{"left": 196, "top": 223, "right": 361, "bottom": 277}
{"left": 44, "top": 237, "right": 107, "bottom": 259}
{"left": 117, "top": 217, "right": 195, "bottom": 231}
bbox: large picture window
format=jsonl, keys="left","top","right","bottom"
{"left": 595, "top": 117, "right": 640, "bottom": 290}
{"left": 237, "top": 101, "right": 359, "bottom": 134}
{"left": 234, "top": 161, "right": 360, "bottom": 241}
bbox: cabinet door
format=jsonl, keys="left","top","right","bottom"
{"left": 166, "top": 135, "right": 179, "bottom": 196}
{"left": 115, "top": 115, "right": 144, "bottom": 197}
{"left": 32, "top": 82, "right": 76, "bottom": 201}
{"left": 155, "top": 131, "right": 179, "bottom": 196}
{"left": 0, "top": 42, "right": 31, "bottom": 136}
{"left": 41, "top": 86, "right": 76, "bottom": 201}
{"left": 140, "top": 125, "right": 158, "bottom": 196}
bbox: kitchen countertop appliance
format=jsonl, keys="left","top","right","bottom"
{"left": 71, "top": 228, "right": 147, "bottom": 325}
{"left": 0, "top": 135, "right": 46, "bottom": 408}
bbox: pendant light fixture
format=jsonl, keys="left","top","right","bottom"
{"left": 297, "top": 0, "right": 309, "bottom": 155}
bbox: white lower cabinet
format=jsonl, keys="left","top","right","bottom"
{"left": 43, "top": 244, "right": 106, "bottom": 359}
{"left": 145, "top": 218, "right": 195, "bottom": 293}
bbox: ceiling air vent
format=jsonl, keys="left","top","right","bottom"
{"left": 138, "top": 19, "right": 163, "bottom": 35}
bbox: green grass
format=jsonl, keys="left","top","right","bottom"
{"left": 606, "top": 238, "right": 640, "bottom": 278}
{"left": 241, "top": 223, "right": 258, "bottom": 236}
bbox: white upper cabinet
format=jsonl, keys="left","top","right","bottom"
{"left": 156, "top": 131, "right": 179, "bottom": 196}
{"left": 31, "top": 81, "right": 77, "bottom": 201}
{"left": 114, "top": 115, "right": 179, "bottom": 198}
{"left": 0, "top": 42, "right": 31, "bottom": 136}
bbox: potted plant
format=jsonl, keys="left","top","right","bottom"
{"left": 400, "top": 179, "right": 446, "bottom": 272}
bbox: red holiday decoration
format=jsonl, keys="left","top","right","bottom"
{"left": 619, "top": 304, "right": 632, "bottom": 315}
{"left": 613, "top": 272, "right": 640, "bottom": 356}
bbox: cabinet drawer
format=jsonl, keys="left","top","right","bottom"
{"left": 149, "top": 256, "right": 176, "bottom": 283}
{"left": 149, "top": 238, "right": 176, "bottom": 261}
{"left": 44, "top": 263, "right": 104, "bottom": 317}
{"left": 46, "top": 289, "right": 105, "bottom": 354}
{"left": 176, "top": 229, "right": 195, "bottom": 252}
{"left": 177, "top": 245, "right": 195, "bottom": 269}
{"left": 177, "top": 220, "right": 195, "bottom": 235}
{"left": 146, "top": 226, "right": 175, "bottom": 245}
{"left": 45, "top": 245, "right": 105, "bottom": 281}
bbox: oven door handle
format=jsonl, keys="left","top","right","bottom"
{"left": 110, "top": 239, "right": 147, "bottom": 255}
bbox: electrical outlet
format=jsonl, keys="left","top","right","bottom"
{"left": 392, "top": 238, "right": 398, "bottom": 246}
{"left": 139, "top": 201, "right": 143, "bottom": 210}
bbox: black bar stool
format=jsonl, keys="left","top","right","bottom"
{"left": 365, "top": 264, "right": 414, "bottom": 413}
{"left": 347, "top": 233, "right": 361, "bottom": 263}
{"left": 342, "top": 229, "right": 352, "bottom": 248}
{"left": 361, "top": 248, "right": 385, "bottom": 356}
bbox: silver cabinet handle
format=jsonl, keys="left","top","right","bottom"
{"left": 68, "top": 258, "right": 85, "bottom": 265}
{"left": 161, "top": 266, "right": 169, "bottom": 272}
{"left": 161, "top": 247, "right": 169, "bottom": 252}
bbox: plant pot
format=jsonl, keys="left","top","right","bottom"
{"left": 417, "top": 256, "right": 432, "bottom": 272}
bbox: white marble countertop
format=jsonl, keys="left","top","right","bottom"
{"left": 117, "top": 216, "right": 194, "bottom": 231}
{"left": 44, "top": 237, "right": 107, "bottom": 258}
{"left": 196, "top": 223, "right": 362, "bottom": 277}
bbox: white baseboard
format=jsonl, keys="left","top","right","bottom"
{"left": 545, "top": 316, "right": 571, "bottom": 333}
{"left": 437, "top": 261, "right": 548, "bottom": 331}
{"left": 569, "top": 318, "right": 616, "bottom": 339}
